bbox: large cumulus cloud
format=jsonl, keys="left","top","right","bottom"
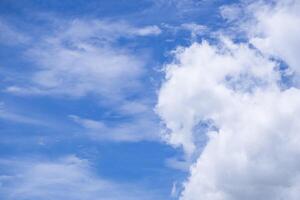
{"left": 157, "top": 0, "right": 300, "bottom": 199}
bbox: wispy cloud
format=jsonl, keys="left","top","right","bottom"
{"left": 5, "top": 19, "right": 160, "bottom": 100}
{"left": 69, "top": 112, "right": 159, "bottom": 142}
{"left": 0, "top": 20, "right": 30, "bottom": 45}
{"left": 0, "top": 102, "right": 46, "bottom": 126}
{"left": 161, "top": 22, "right": 207, "bottom": 41}
{"left": 1, "top": 17, "right": 163, "bottom": 144}
{"left": 0, "top": 155, "right": 164, "bottom": 200}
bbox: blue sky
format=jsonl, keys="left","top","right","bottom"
{"left": 2, "top": 0, "right": 300, "bottom": 200}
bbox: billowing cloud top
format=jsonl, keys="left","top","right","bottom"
{"left": 156, "top": 0, "right": 300, "bottom": 199}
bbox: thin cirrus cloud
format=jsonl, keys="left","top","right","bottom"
{"left": 0, "top": 155, "right": 163, "bottom": 200}
{"left": 5, "top": 19, "right": 161, "bottom": 100}
{"left": 0, "top": 19, "right": 161, "bottom": 145}
{"left": 0, "top": 102, "right": 45, "bottom": 126}
{"left": 2, "top": 18, "right": 162, "bottom": 142}
{"left": 69, "top": 113, "right": 160, "bottom": 142}
{"left": 0, "top": 20, "right": 30, "bottom": 45}
{"left": 156, "top": 0, "right": 300, "bottom": 199}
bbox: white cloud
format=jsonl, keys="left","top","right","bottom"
{"left": 219, "top": 4, "right": 242, "bottom": 22}
{"left": 0, "top": 102, "right": 46, "bottom": 125}
{"left": 0, "top": 156, "right": 163, "bottom": 200}
{"left": 156, "top": 1, "right": 300, "bottom": 199}
{"left": 2, "top": 19, "right": 162, "bottom": 143}
{"left": 5, "top": 19, "right": 160, "bottom": 100}
{"left": 221, "top": 0, "right": 300, "bottom": 75}
{"left": 0, "top": 20, "right": 30, "bottom": 45}
{"left": 157, "top": 39, "right": 278, "bottom": 155}
{"left": 69, "top": 113, "right": 159, "bottom": 142}
{"left": 249, "top": 0, "right": 300, "bottom": 75}
{"left": 134, "top": 25, "right": 162, "bottom": 36}
{"left": 161, "top": 22, "right": 207, "bottom": 42}
{"left": 165, "top": 157, "right": 190, "bottom": 172}
{"left": 61, "top": 20, "right": 161, "bottom": 40}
